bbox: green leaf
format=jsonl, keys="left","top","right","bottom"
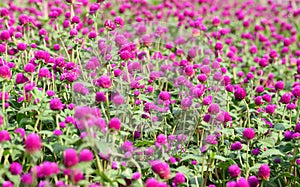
{"left": 259, "top": 149, "right": 285, "bottom": 158}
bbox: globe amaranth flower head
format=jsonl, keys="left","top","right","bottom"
{"left": 228, "top": 164, "right": 241, "bottom": 178}
{"left": 94, "top": 75, "right": 112, "bottom": 88}
{"left": 64, "top": 148, "right": 79, "bottom": 168}
{"left": 230, "top": 141, "right": 242, "bottom": 151}
{"left": 158, "top": 91, "right": 171, "bottom": 101}
{"left": 49, "top": 98, "right": 64, "bottom": 110}
{"left": 248, "top": 175, "right": 259, "bottom": 187}
{"left": 9, "top": 162, "right": 22, "bottom": 175}
{"left": 25, "top": 133, "right": 42, "bottom": 153}
{"left": 108, "top": 117, "right": 121, "bottom": 131}
{"left": 234, "top": 86, "right": 247, "bottom": 100}
{"left": 243, "top": 128, "right": 255, "bottom": 140}
{"left": 172, "top": 172, "right": 186, "bottom": 185}
{"left": 150, "top": 160, "right": 171, "bottom": 179}
{"left": 258, "top": 163, "right": 270, "bottom": 180}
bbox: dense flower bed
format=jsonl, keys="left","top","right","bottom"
{"left": 0, "top": 0, "right": 300, "bottom": 186}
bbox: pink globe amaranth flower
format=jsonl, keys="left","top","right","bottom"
{"left": 236, "top": 177, "right": 249, "bottom": 187}
{"left": 280, "top": 93, "right": 292, "bottom": 104}
{"left": 121, "top": 141, "right": 134, "bottom": 153}
{"left": 258, "top": 164, "right": 271, "bottom": 180}
{"left": 64, "top": 148, "right": 79, "bottom": 168}
{"left": 158, "top": 91, "right": 171, "bottom": 101}
{"left": 2, "top": 181, "right": 13, "bottom": 187}
{"left": 9, "top": 162, "right": 22, "bottom": 175}
{"left": 234, "top": 87, "right": 247, "bottom": 100}
{"left": 226, "top": 181, "right": 237, "bottom": 187}
{"left": 108, "top": 117, "right": 121, "bottom": 131}
{"left": 265, "top": 104, "right": 276, "bottom": 114}
{"left": 205, "top": 135, "right": 217, "bottom": 145}
{"left": 145, "top": 178, "right": 159, "bottom": 187}
{"left": 228, "top": 164, "right": 241, "bottom": 178}
{"left": 49, "top": 98, "right": 64, "bottom": 110}
{"left": 248, "top": 176, "right": 259, "bottom": 187}
{"left": 173, "top": 172, "right": 186, "bottom": 185}
{"left": 0, "top": 130, "right": 10, "bottom": 142}
{"left": 132, "top": 172, "right": 141, "bottom": 180}
{"left": 155, "top": 134, "right": 167, "bottom": 145}
{"left": 104, "top": 20, "right": 116, "bottom": 31}
{"left": 151, "top": 160, "right": 171, "bottom": 179}
{"left": 230, "top": 141, "right": 242, "bottom": 151}
{"left": 0, "top": 65, "right": 12, "bottom": 80}
{"left": 21, "top": 173, "right": 33, "bottom": 185}
{"left": 40, "top": 161, "right": 60, "bottom": 177}
{"left": 25, "top": 133, "right": 42, "bottom": 153}
{"left": 208, "top": 103, "right": 220, "bottom": 114}
{"left": 94, "top": 75, "right": 111, "bottom": 88}
{"left": 181, "top": 97, "right": 192, "bottom": 110}
{"left": 243, "top": 128, "right": 256, "bottom": 140}
{"left": 24, "top": 63, "right": 35, "bottom": 73}
{"left": 79, "top": 149, "right": 94, "bottom": 162}
{"left": 275, "top": 81, "right": 284, "bottom": 90}
{"left": 292, "top": 86, "right": 300, "bottom": 97}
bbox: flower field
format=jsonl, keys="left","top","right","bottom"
{"left": 0, "top": 0, "right": 300, "bottom": 186}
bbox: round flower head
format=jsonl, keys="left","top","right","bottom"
{"left": 2, "top": 181, "right": 13, "bottom": 187}
{"left": 243, "top": 128, "right": 255, "bottom": 140}
{"left": 228, "top": 164, "right": 241, "bottom": 178}
{"left": 258, "top": 164, "right": 270, "bottom": 180}
{"left": 234, "top": 87, "right": 247, "bottom": 100}
{"left": 108, "top": 117, "right": 121, "bottom": 131}
{"left": 208, "top": 103, "right": 220, "bottom": 114}
{"left": 151, "top": 160, "right": 171, "bottom": 179}
{"left": 145, "top": 178, "right": 159, "bottom": 187}
{"left": 9, "top": 162, "right": 22, "bottom": 175}
{"left": 49, "top": 98, "right": 64, "bottom": 110}
{"left": 94, "top": 75, "right": 111, "bottom": 88}
{"left": 21, "top": 173, "right": 33, "bottom": 185}
{"left": 79, "top": 149, "right": 94, "bottom": 162}
{"left": 25, "top": 133, "right": 42, "bottom": 153}
{"left": 230, "top": 141, "right": 242, "bottom": 151}
{"left": 236, "top": 177, "right": 249, "bottom": 187}
{"left": 64, "top": 148, "right": 79, "bottom": 167}
{"left": 0, "top": 65, "right": 12, "bottom": 80}
{"left": 248, "top": 176, "right": 259, "bottom": 187}
{"left": 173, "top": 172, "right": 186, "bottom": 185}
{"left": 159, "top": 91, "right": 171, "bottom": 101}
{"left": 226, "top": 181, "right": 237, "bottom": 187}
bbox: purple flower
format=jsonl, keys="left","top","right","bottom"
{"left": 258, "top": 164, "right": 270, "bottom": 180}
{"left": 248, "top": 176, "right": 259, "bottom": 187}
{"left": 284, "top": 130, "right": 293, "bottom": 141}
{"left": 40, "top": 161, "right": 60, "bottom": 177}
{"left": 205, "top": 135, "right": 217, "bottom": 145}
{"left": 25, "top": 133, "right": 42, "bottom": 153}
{"left": 208, "top": 103, "right": 220, "bottom": 114}
{"left": 172, "top": 172, "right": 186, "bottom": 185}
{"left": 132, "top": 172, "right": 141, "bottom": 180}
{"left": 2, "top": 181, "right": 13, "bottom": 187}
{"left": 228, "top": 164, "right": 241, "bottom": 178}
{"left": 9, "top": 162, "right": 22, "bottom": 175}
{"left": 0, "top": 65, "right": 11, "bottom": 80}
{"left": 0, "top": 130, "right": 10, "bottom": 142}
{"left": 230, "top": 141, "right": 242, "bottom": 151}
{"left": 21, "top": 173, "right": 33, "bottom": 185}
{"left": 64, "top": 148, "right": 79, "bottom": 167}
{"left": 121, "top": 141, "right": 134, "bottom": 153}
{"left": 226, "top": 181, "right": 237, "bottom": 187}
{"left": 79, "top": 149, "right": 94, "bottom": 162}
{"left": 234, "top": 87, "right": 247, "bottom": 100}
{"left": 150, "top": 160, "right": 171, "bottom": 179}
{"left": 49, "top": 98, "right": 64, "bottom": 110}
{"left": 94, "top": 75, "right": 111, "bottom": 88}
{"left": 236, "top": 177, "right": 249, "bottom": 187}
{"left": 108, "top": 117, "right": 121, "bottom": 131}
{"left": 159, "top": 91, "right": 171, "bottom": 101}
{"left": 243, "top": 128, "right": 255, "bottom": 140}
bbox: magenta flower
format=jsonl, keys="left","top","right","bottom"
{"left": 9, "top": 162, "right": 22, "bottom": 175}
{"left": 64, "top": 148, "right": 79, "bottom": 168}
{"left": 234, "top": 87, "right": 247, "bottom": 100}
{"left": 79, "top": 149, "right": 94, "bottom": 162}
{"left": 0, "top": 65, "right": 12, "bottom": 80}
{"left": 158, "top": 91, "right": 171, "bottom": 101}
{"left": 94, "top": 75, "right": 111, "bottom": 88}
{"left": 0, "top": 130, "right": 10, "bottom": 142}
{"left": 258, "top": 164, "right": 270, "bottom": 180}
{"left": 21, "top": 173, "right": 33, "bottom": 185}
{"left": 108, "top": 117, "right": 121, "bottom": 131}
{"left": 49, "top": 98, "right": 64, "bottom": 110}
{"left": 25, "top": 133, "right": 42, "bottom": 153}
{"left": 248, "top": 176, "right": 259, "bottom": 187}
{"left": 228, "top": 164, "right": 241, "bottom": 178}
{"left": 172, "top": 172, "right": 186, "bottom": 185}
{"left": 243, "top": 128, "right": 256, "bottom": 140}
{"left": 150, "top": 160, "right": 171, "bottom": 179}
